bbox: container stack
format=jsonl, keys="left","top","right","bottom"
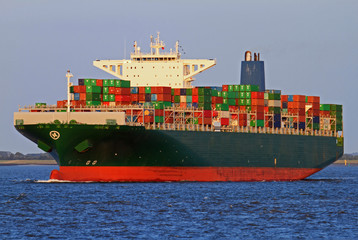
{"left": 306, "top": 96, "right": 320, "bottom": 130}
{"left": 265, "top": 90, "right": 281, "bottom": 128}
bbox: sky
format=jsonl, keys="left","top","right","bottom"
{"left": 1, "top": 0, "right": 357, "bottom": 154}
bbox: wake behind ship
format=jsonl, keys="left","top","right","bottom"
{"left": 14, "top": 33, "right": 344, "bottom": 182}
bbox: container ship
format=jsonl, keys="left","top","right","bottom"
{"left": 14, "top": 33, "right": 344, "bottom": 182}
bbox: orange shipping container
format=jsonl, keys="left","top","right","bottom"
{"left": 293, "top": 95, "right": 306, "bottom": 102}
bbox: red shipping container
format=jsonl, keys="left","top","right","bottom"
{"left": 281, "top": 95, "right": 288, "bottom": 102}
{"left": 108, "top": 87, "right": 116, "bottom": 94}
{"left": 155, "top": 109, "right": 164, "bottom": 116}
{"left": 192, "top": 88, "right": 198, "bottom": 95}
{"left": 320, "top": 110, "right": 330, "bottom": 117}
{"left": 80, "top": 93, "right": 86, "bottom": 101}
{"left": 96, "top": 79, "right": 103, "bottom": 87}
{"left": 239, "top": 106, "right": 246, "bottom": 111}
{"left": 180, "top": 102, "right": 186, "bottom": 108}
{"left": 115, "top": 95, "right": 131, "bottom": 102}
{"left": 313, "top": 109, "right": 320, "bottom": 116}
{"left": 152, "top": 86, "right": 171, "bottom": 94}
{"left": 221, "top": 118, "right": 229, "bottom": 125}
{"left": 312, "top": 102, "right": 320, "bottom": 110}
{"left": 298, "top": 115, "right": 306, "bottom": 122}
{"left": 116, "top": 101, "right": 130, "bottom": 106}
{"left": 203, "top": 110, "right": 212, "bottom": 118}
{"left": 192, "top": 95, "right": 199, "bottom": 103}
{"left": 293, "top": 95, "right": 305, "bottom": 102}
{"left": 165, "top": 117, "right": 174, "bottom": 124}
{"left": 212, "top": 111, "right": 218, "bottom": 117}
{"left": 194, "top": 112, "right": 203, "bottom": 118}
{"left": 239, "top": 120, "right": 247, "bottom": 127}
{"left": 115, "top": 88, "right": 131, "bottom": 95}
{"left": 204, "top": 117, "right": 212, "bottom": 125}
{"left": 174, "top": 88, "right": 181, "bottom": 96}
{"left": 139, "top": 94, "right": 146, "bottom": 101}
{"left": 229, "top": 106, "right": 238, "bottom": 111}
{"left": 257, "top": 112, "right": 264, "bottom": 120}
{"left": 102, "top": 102, "right": 110, "bottom": 106}
{"left": 131, "top": 94, "right": 139, "bottom": 102}
{"left": 264, "top": 107, "right": 269, "bottom": 113}
{"left": 288, "top": 108, "right": 298, "bottom": 114}
{"left": 307, "top": 96, "right": 320, "bottom": 103}
{"left": 138, "top": 87, "right": 146, "bottom": 94}
{"left": 222, "top": 85, "right": 228, "bottom": 91}
{"left": 251, "top": 92, "right": 264, "bottom": 99}
{"left": 298, "top": 108, "right": 305, "bottom": 115}
{"left": 251, "top": 99, "right": 264, "bottom": 106}
{"left": 157, "top": 94, "right": 171, "bottom": 102}
{"left": 57, "top": 100, "right": 65, "bottom": 108}
{"left": 231, "top": 114, "right": 238, "bottom": 120}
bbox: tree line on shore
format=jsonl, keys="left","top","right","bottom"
{"left": 0, "top": 151, "right": 54, "bottom": 160}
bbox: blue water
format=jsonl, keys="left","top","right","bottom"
{"left": 0, "top": 165, "right": 357, "bottom": 239}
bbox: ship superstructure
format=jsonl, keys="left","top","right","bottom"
{"left": 93, "top": 32, "right": 216, "bottom": 88}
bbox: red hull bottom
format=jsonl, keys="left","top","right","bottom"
{"left": 49, "top": 166, "right": 321, "bottom": 182}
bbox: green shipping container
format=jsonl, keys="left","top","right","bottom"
{"left": 330, "top": 104, "right": 336, "bottom": 111}
{"left": 198, "top": 88, "right": 211, "bottom": 96}
{"left": 246, "top": 85, "right": 259, "bottom": 92}
{"left": 155, "top": 116, "right": 164, "bottom": 123}
{"left": 222, "top": 91, "right": 228, "bottom": 98}
{"left": 198, "top": 102, "right": 211, "bottom": 110}
{"left": 320, "top": 104, "right": 331, "bottom": 111}
{"left": 90, "top": 79, "right": 97, "bottom": 86}
{"left": 84, "top": 79, "right": 92, "bottom": 86}
{"left": 269, "top": 107, "right": 281, "bottom": 114}
{"left": 145, "top": 87, "right": 151, "bottom": 94}
{"left": 35, "top": 103, "right": 46, "bottom": 108}
{"left": 109, "top": 94, "right": 115, "bottom": 102}
{"left": 239, "top": 92, "right": 245, "bottom": 98}
{"left": 217, "top": 91, "right": 222, "bottom": 97}
{"left": 154, "top": 102, "right": 164, "bottom": 109}
{"left": 228, "top": 85, "right": 234, "bottom": 92}
{"left": 211, "top": 89, "right": 218, "bottom": 97}
{"left": 239, "top": 85, "right": 245, "bottom": 92}
{"left": 102, "top": 94, "right": 109, "bottom": 102}
{"left": 336, "top": 124, "right": 343, "bottom": 131}
{"left": 234, "top": 85, "right": 240, "bottom": 92}
{"left": 86, "top": 86, "right": 101, "bottom": 93}
{"left": 86, "top": 101, "right": 101, "bottom": 106}
{"left": 239, "top": 99, "right": 246, "bottom": 106}
{"left": 245, "top": 92, "right": 251, "bottom": 99}
{"left": 103, "top": 87, "right": 109, "bottom": 94}
{"left": 174, "top": 95, "right": 180, "bottom": 103}
{"left": 268, "top": 93, "right": 281, "bottom": 100}
{"left": 186, "top": 88, "right": 192, "bottom": 96}
{"left": 223, "top": 99, "right": 228, "bottom": 104}
{"left": 198, "top": 96, "right": 211, "bottom": 103}
{"left": 86, "top": 93, "right": 101, "bottom": 101}
{"left": 186, "top": 96, "right": 192, "bottom": 103}
{"left": 228, "top": 98, "right": 236, "bottom": 106}
{"left": 70, "top": 86, "right": 74, "bottom": 93}
{"left": 227, "top": 91, "right": 236, "bottom": 99}
{"left": 221, "top": 104, "right": 229, "bottom": 111}
{"left": 257, "top": 120, "right": 264, "bottom": 127}
{"left": 245, "top": 99, "right": 251, "bottom": 106}
{"left": 246, "top": 106, "right": 252, "bottom": 111}
{"left": 336, "top": 105, "right": 342, "bottom": 112}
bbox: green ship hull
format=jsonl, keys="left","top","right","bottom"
{"left": 15, "top": 124, "right": 344, "bottom": 182}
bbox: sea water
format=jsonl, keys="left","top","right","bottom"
{"left": 0, "top": 165, "right": 357, "bottom": 239}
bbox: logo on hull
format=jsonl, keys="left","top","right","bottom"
{"left": 49, "top": 131, "right": 60, "bottom": 140}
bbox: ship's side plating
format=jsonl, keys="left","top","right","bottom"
{"left": 15, "top": 123, "right": 343, "bottom": 181}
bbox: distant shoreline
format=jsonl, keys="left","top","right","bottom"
{"left": 0, "top": 160, "right": 57, "bottom": 165}
{"left": 0, "top": 159, "right": 357, "bottom": 166}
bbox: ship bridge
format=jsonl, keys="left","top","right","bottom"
{"left": 93, "top": 32, "right": 216, "bottom": 88}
